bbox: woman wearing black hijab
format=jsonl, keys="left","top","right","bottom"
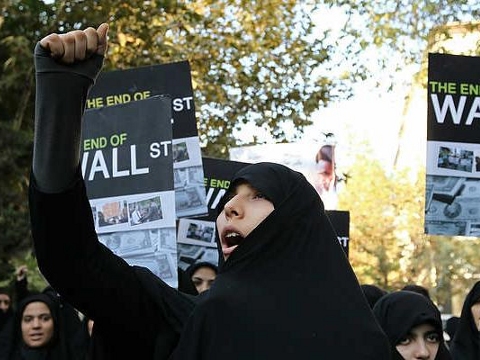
{"left": 186, "top": 261, "right": 218, "bottom": 294}
{"left": 0, "top": 293, "right": 73, "bottom": 360}
{"left": 449, "top": 281, "right": 480, "bottom": 360}
{"left": 167, "top": 161, "right": 391, "bottom": 359}
{"left": 29, "top": 23, "right": 391, "bottom": 359}
{"left": 0, "top": 287, "right": 13, "bottom": 333}
{"left": 361, "top": 284, "right": 388, "bottom": 309}
{"left": 373, "top": 291, "right": 451, "bottom": 360}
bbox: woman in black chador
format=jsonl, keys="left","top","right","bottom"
{"left": 373, "top": 291, "right": 451, "bottom": 360}
{"left": 449, "top": 281, "right": 480, "bottom": 360}
{"left": 0, "top": 293, "right": 73, "bottom": 360}
{"left": 29, "top": 23, "right": 391, "bottom": 359}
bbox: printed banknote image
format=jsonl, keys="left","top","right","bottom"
{"left": 425, "top": 175, "right": 480, "bottom": 236}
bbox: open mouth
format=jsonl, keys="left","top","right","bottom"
{"left": 223, "top": 232, "right": 244, "bottom": 247}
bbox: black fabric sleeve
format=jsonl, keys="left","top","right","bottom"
{"left": 30, "top": 42, "right": 163, "bottom": 357}
{"left": 29, "top": 173, "right": 162, "bottom": 357}
{"left": 14, "top": 277, "right": 28, "bottom": 304}
{"left": 29, "top": 40, "right": 196, "bottom": 358}
{"left": 32, "top": 42, "right": 103, "bottom": 193}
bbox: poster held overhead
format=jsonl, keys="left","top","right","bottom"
{"left": 425, "top": 53, "right": 480, "bottom": 236}
{"left": 87, "top": 61, "right": 208, "bottom": 219}
{"left": 82, "top": 96, "right": 178, "bottom": 287}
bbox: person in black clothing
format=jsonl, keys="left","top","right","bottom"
{"left": 401, "top": 284, "right": 431, "bottom": 299}
{"left": 445, "top": 316, "right": 459, "bottom": 349}
{"left": 449, "top": 281, "right": 480, "bottom": 359}
{"left": 0, "top": 287, "right": 13, "bottom": 334}
{"left": 0, "top": 293, "right": 75, "bottom": 360}
{"left": 29, "top": 23, "right": 392, "bottom": 359}
{"left": 373, "top": 290, "right": 451, "bottom": 360}
{"left": 186, "top": 261, "right": 218, "bottom": 294}
{"left": 361, "top": 283, "right": 388, "bottom": 309}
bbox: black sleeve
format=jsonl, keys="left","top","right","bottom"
{"left": 14, "top": 277, "right": 29, "bottom": 304}
{"left": 30, "top": 42, "right": 163, "bottom": 356}
{"left": 29, "top": 173, "right": 159, "bottom": 333}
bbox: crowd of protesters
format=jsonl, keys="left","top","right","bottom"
{"left": 2, "top": 20, "right": 480, "bottom": 360}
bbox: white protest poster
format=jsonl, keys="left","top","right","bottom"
{"left": 229, "top": 142, "right": 338, "bottom": 210}
{"left": 82, "top": 96, "right": 178, "bottom": 287}
{"left": 425, "top": 53, "right": 480, "bottom": 236}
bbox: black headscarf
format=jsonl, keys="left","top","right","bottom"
{"left": 449, "top": 281, "right": 480, "bottom": 360}
{"left": 177, "top": 262, "right": 219, "bottom": 296}
{"left": 0, "top": 287, "right": 13, "bottom": 333}
{"left": 0, "top": 293, "right": 73, "bottom": 360}
{"left": 361, "top": 284, "right": 388, "bottom": 309}
{"left": 170, "top": 162, "right": 391, "bottom": 359}
{"left": 445, "top": 316, "right": 459, "bottom": 348}
{"left": 373, "top": 290, "right": 451, "bottom": 360}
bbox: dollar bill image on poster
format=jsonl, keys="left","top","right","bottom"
{"left": 87, "top": 61, "right": 207, "bottom": 219}
{"left": 82, "top": 96, "right": 179, "bottom": 287}
{"left": 426, "top": 53, "right": 480, "bottom": 237}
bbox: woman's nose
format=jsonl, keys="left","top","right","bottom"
{"left": 224, "top": 197, "right": 241, "bottom": 218}
{"left": 414, "top": 340, "right": 430, "bottom": 359}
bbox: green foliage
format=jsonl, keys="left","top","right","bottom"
{"left": 0, "top": 0, "right": 338, "bottom": 280}
{"left": 338, "top": 147, "right": 480, "bottom": 311}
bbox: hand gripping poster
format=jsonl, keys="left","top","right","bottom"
{"left": 87, "top": 61, "right": 208, "bottom": 219}
{"left": 82, "top": 96, "right": 179, "bottom": 287}
{"left": 426, "top": 53, "right": 480, "bottom": 236}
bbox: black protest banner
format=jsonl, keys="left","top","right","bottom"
{"left": 87, "top": 61, "right": 207, "bottom": 219}
{"left": 425, "top": 53, "right": 480, "bottom": 237}
{"left": 325, "top": 210, "right": 350, "bottom": 257}
{"left": 82, "top": 96, "right": 179, "bottom": 287}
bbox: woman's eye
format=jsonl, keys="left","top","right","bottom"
{"left": 426, "top": 333, "right": 440, "bottom": 343}
{"left": 397, "top": 336, "right": 411, "bottom": 345}
{"left": 253, "top": 192, "right": 266, "bottom": 199}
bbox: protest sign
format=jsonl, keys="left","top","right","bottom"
{"left": 83, "top": 96, "right": 178, "bottom": 286}
{"left": 425, "top": 53, "right": 480, "bottom": 236}
{"left": 87, "top": 61, "right": 207, "bottom": 219}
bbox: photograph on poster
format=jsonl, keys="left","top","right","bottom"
{"left": 97, "top": 200, "right": 129, "bottom": 228}
{"left": 173, "top": 141, "right": 190, "bottom": 163}
{"left": 437, "top": 146, "right": 474, "bottom": 173}
{"left": 128, "top": 196, "right": 163, "bottom": 226}
{"left": 177, "top": 243, "right": 219, "bottom": 271}
{"left": 171, "top": 137, "right": 208, "bottom": 218}
{"left": 176, "top": 186, "right": 207, "bottom": 217}
{"left": 177, "top": 219, "right": 216, "bottom": 246}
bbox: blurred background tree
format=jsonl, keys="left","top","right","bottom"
{"left": 0, "top": 0, "right": 339, "bottom": 283}
{"left": 2, "top": 0, "right": 480, "bottom": 310}
{"left": 337, "top": 142, "right": 480, "bottom": 312}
